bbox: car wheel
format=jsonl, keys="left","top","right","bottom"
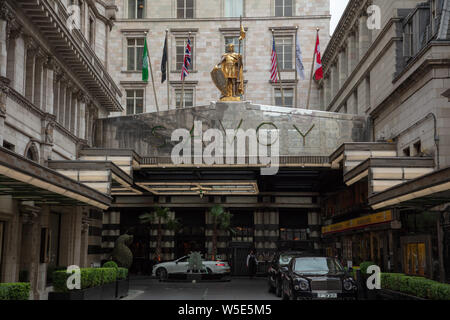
{"left": 156, "top": 267, "right": 168, "bottom": 281}
{"left": 268, "top": 282, "right": 275, "bottom": 293}
{"left": 275, "top": 278, "right": 282, "bottom": 297}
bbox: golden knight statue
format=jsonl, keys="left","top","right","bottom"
{"left": 211, "top": 43, "right": 245, "bottom": 102}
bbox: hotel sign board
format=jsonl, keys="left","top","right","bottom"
{"left": 322, "top": 210, "right": 393, "bottom": 235}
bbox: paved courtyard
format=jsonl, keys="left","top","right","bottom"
{"left": 125, "top": 277, "right": 279, "bottom": 300}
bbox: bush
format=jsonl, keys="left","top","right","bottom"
{"left": 99, "top": 268, "right": 117, "bottom": 285}
{"left": 0, "top": 283, "right": 30, "bottom": 300}
{"left": 103, "top": 261, "right": 118, "bottom": 270}
{"left": 117, "top": 268, "right": 129, "bottom": 280}
{"left": 52, "top": 267, "right": 118, "bottom": 292}
{"left": 381, "top": 273, "right": 450, "bottom": 300}
{"left": 360, "top": 261, "right": 376, "bottom": 275}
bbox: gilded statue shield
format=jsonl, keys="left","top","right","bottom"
{"left": 211, "top": 66, "right": 227, "bottom": 96}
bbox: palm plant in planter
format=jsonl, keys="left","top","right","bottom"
{"left": 139, "top": 206, "right": 180, "bottom": 262}
{"left": 209, "top": 205, "right": 234, "bottom": 261}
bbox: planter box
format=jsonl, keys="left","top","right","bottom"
{"left": 377, "top": 289, "right": 427, "bottom": 301}
{"left": 101, "top": 282, "right": 117, "bottom": 300}
{"left": 116, "top": 279, "right": 129, "bottom": 299}
{"left": 48, "top": 286, "right": 102, "bottom": 300}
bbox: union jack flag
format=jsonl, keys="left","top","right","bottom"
{"left": 270, "top": 37, "right": 279, "bottom": 83}
{"left": 181, "top": 38, "right": 191, "bottom": 81}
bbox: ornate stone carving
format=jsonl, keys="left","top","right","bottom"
{"left": 44, "top": 121, "right": 55, "bottom": 144}
{"left": 0, "top": 77, "right": 10, "bottom": 116}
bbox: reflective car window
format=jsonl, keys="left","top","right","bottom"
{"left": 293, "top": 257, "right": 345, "bottom": 274}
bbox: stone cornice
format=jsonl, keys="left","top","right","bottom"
{"left": 322, "top": 0, "right": 370, "bottom": 69}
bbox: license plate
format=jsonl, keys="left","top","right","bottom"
{"left": 317, "top": 293, "right": 338, "bottom": 299}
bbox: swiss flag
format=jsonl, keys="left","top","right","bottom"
{"left": 313, "top": 33, "right": 323, "bottom": 81}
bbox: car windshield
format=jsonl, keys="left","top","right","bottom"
{"left": 279, "top": 254, "right": 298, "bottom": 266}
{"left": 293, "top": 257, "right": 345, "bottom": 275}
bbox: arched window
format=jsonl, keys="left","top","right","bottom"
{"left": 25, "top": 142, "right": 39, "bottom": 162}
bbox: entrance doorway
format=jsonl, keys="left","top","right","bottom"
{"left": 175, "top": 210, "right": 206, "bottom": 259}
{"left": 230, "top": 244, "right": 252, "bottom": 276}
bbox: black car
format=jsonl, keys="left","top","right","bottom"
{"left": 281, "top": 256, "right": 357, "bottom": 300}
{"left": 268, "top": 251, "right": 306, "bottom": 297}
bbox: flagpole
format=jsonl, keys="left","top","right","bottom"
{"left": 306, "top": 28, "right": 319, "bottom": 110}
{"left": 179, "top": 32, "right": 191, "bottom": 109}
{"left": 166, "top": 29, "right": 170, "bottom": 110}
{"left": 295, "top": 25, "right": 299, "bottom": 108}
{"left": 271, "top": 29, "right": 284, "bottom": 107}
{"left": 145, "top": 32, "right": 159, "bottom": 112}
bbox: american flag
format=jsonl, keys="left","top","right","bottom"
{"left": 181, "top": 38, "right": 191, "bottom": 81}
{"left": 270, "top": 37, "right": 279, "bottom": 83}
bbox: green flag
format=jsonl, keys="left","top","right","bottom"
{"left": 142, "top": 38, "right": 150, "bottom": 82}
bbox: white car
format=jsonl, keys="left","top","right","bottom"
{"left": 152, "top": 256, "right": 231, "bottom": 279}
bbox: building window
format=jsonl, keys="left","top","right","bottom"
{"left": 127, "top": 38, "right": 145, "bottom": 71}
{"left": 275, "top": 36, "right": 293, "bottom": 70}
{"left": 413, "top": 141, "right": 422, "bottom": 156}
{"left": 176, "top": 38, "right": 194, "bottom": 71}
{"left": 224, "top": 36, "right": 243, "bottom": 54}
{"left": 128, "top": 0, "right": 146, "bottom": 19}
{"left": 275, "top": 0, "right": 293, "bottom": 17}
{"left": 126, "top": 89, "right": 144, "bottom": 114}
{"left": 25, "top": 143, "right": 39, "bottom": 162}
{"left": 175, "top": 88, "right": 194, "bottom": 108}
{"left": 275, "top": 88, "right": 294, "bottom": 108}
{"left": 2, "top": 141, "right": 15, "bottom": 152}
{"left": 224, "top": 0, "right": 243, "bottom": 17}
{"left": 177, "top": 0, "right": 194, "bottom": 18}
{"left": 403, "top": 22, "right": 414, "bottom": 60}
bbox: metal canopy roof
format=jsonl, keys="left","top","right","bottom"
{"left": 369, "top": 167, "right": 450, "bottom": 210}
{"left": 0, "top": 147, "right": 112, "bottom": 209}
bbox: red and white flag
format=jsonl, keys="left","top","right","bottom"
{"left": 313, "top": 33, "right": 323, "bottom": 80}
{"left": 270, "top": 37, "right": 279, "bottom": 83}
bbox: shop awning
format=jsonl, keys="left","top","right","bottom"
{"left": 322, "top": 210, "right": 394, "bottom": 235}
{"left": 0, "top": 147, "right": 112, "bottom": 209}
{"left": 369, "top": 167, "right": 450, "bottom": 210}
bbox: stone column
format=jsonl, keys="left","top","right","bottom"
{"left": 80, "top": 213, "right": 89, "bottom": 268}
{"left": 19, "top": 204, "right": 42, "bottom": 300}
{"left": 25, "top": 40, "right": 37, "bottom": 103}
{"left": 0, "top": 78, "right": 8, "bottom": 145}
{"left": 338, "top": 47, "right": 348, "bottom": 89}
{"left": 33, "top": 53, "right": 45, "bottom": 110}
{"left": 58, "top": 77, "right": 67, "bottom": 125}
{"left": 330, "top": 64, "right": 338, "bottom": 98}
{"left": 59, "top": 207, "right": 83, "bottom": 268}
{"left": 308, "top": 211, "right": 321, "bottom": 252}
{"left": 44, "top": 58, "right": 54, "bottom": 115}
{"left": 78, "top": 93, "right": 87, "bottom": 140}
{"left": 6, "top": 27, "right": 24, "bottom": 92}
{"left": 347, "top": 32, "right": 357, "bottom": 75}
{"left": 359, "top": 13, "right": 370, "bottom": 58}
{"left": 0, "top": 11, "right": 9, "bottom": 78}
{"left": 65, "top": 83, "right": 73, "bottom": 129}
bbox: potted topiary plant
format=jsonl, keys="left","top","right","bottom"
{"left": 187, "top": 252, "right": 204, "bottom": 281}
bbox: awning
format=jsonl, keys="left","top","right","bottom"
{"left": 322, "top": 210, "right": 394, "bottom": 235}
{"left": 0, "top": 147, "right": 112, "bottom": 210}
{"left": 369, "top": 167, "right": 450, "bottom": 210}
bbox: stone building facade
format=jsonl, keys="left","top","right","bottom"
{"left": 0, "top": 0, "right": 121, "bottom": 299}
{"left": 317, "top": 0, "right": 450, "bottom": 281}
{"left": 108, "top": 0, "right": 331, "bottom": 114}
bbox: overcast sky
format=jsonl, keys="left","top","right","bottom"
{"left": 330, "top": 0, "right": 350, "bottom": 35}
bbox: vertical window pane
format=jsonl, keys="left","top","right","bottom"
{"left": 128, "top": 0, "right": 136, "bottom": 19}
{"left": 136, "top": 98, "right": 143, "bottom": 114}
{"left": 285, "top": 0, "right": 293, "bottom": 16}
{"left": 126, "top": 99, "right": 134, "bottom": 115}
{"left": 225, "top": 0, "right": 243, "bottom": 17}
{"left": 137, "top": 0, "right": 145, "bottom": 18}
{"left": 127, "top": 47, "right": 135, "bottom": 71}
